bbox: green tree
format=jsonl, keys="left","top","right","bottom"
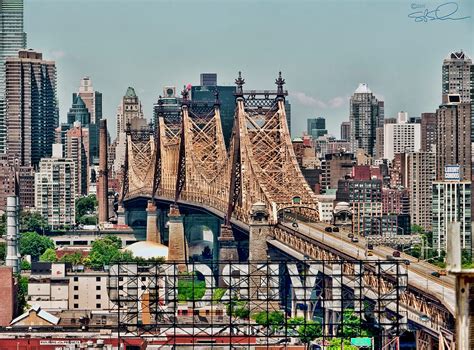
{"left": 84, "top": 235, "right": 124, "bottom": 269}
{"left": 0, "top": 213, "right": 6, "bottom": 236}
{"left": 338, "top": 309, "right": 370, "bottom": 338}
{"left": 0, "top": 242, "right": 5, "bottom": 261}
{"left": 177, "top": 277, "right": 206, "bottom": 302}
{"left": 226, "top": 298, "right": 250, "bottom": 319}
{"left": 255, "top": 311, "right": 285, "bottom": 331}
{"left": 17, "top": 275, "right": 28, "bottom": 313}
{"left": 20, "top": 211, "right": 48, "bottom": 233}
{"left": 19, "top": 231, "right": 54, "bottom": 259}
{"left": 20, "top": 260, "right": 31, "bottom": 270}
{"left": 212, "top": 288, "right": 226, "bottom": 302}
{"left": 59, "top": 252, "right": 84, "bottom": 265}
{"left": 297, "top": 320, "right": 322, "bottom": 348}
{"left": 328, "top": 338, "right": 358, "bottom": 350}
{"left": 78, "top": 215, "right": 97, "bottom": 226}
{"left": 40, "top": 248, "right": 58, "bottom": 262}
{"left": 76, "top": 195, "right": 98, "bottom": 222}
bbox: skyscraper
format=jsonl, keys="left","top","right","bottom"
{"left": 406, "top": 152, "right": 436, "bottom": 230}
{"left": 383, "top": 112, "right": 421, "bottom": 161}
{"left": 0, "top": 0, "right": 27, "bottom": 153}
{"left": 436, "top": 98, "right": 471, "bottom": 181}
{"left": 340, "top": 121, "right": 350, "bottom": 141}
{"left": 349, "top": 83, "right": 383, "bottom": 157}
{"left": 65, "top": 123, "right": 89, "bottom": 196}
{"left": 442, "top": 51, "right": 472, "bottom": 103}
{"left": 116, "top": 87, "right": 145, "bottom": 136}
{"left": 72, "top": 77, "right": 102, "bottom": 164}
{"left": 307, "top": 117, "right": 327, "bottom": 139}
{"left": 432, "top": 166, "right": 472, "bottom": 256}
{"left": 200, "top": 73, "right": 217, "bottom": 86}
{"left": 34, "top": 145, "right": 76, "bottom": 229}
{"left": 74, "top": 77, "right": 102, "bottom": 124}
{"left": 5, "top": 50, "right": 58, "bottom": 167}
{"left": 420, "top": 112, "right": 437, "bottom": 152}
{"left": 67, "top": 95, "right": 91, "bottom": 126}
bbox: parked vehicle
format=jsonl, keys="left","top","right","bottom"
{"left": 332, "top": 227, "right": 339, "bottom": 232}
{"left": 431, "top": 271, "right": 441, "bottom": 278}
{"left": 392, "top": 250, "right": 401, "bottom": 258}
{"left": 325, "top": 227, "right": 333, "bottom": 232}
{"left": 351, "top": 237, "right": 359, "bottom": 243}
{"left": 348, "top": 233, "right": 354, "bottom": 239}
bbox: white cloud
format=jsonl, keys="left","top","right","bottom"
{"left": 291, "top": 91, "right": 349, "bottom": 109}
{"left": 50, "top": 50, "right": 66, "bottom": 60}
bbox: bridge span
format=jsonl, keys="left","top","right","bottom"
{"left": 102, "top": 73, "right": 455, "bottom": 348}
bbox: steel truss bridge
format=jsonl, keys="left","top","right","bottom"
{"left": 118, "top": 73, "right": 455, "bottom": 349}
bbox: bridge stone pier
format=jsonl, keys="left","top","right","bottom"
{"left": 167, "top": 204, "right": 187, "bottom": 271}
{"left": 145, "top": 201, "right": 160, "bottom": 243}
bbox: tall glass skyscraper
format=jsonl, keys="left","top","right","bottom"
{"left": 0, "top": 0, "right": 27, "bottom": 153}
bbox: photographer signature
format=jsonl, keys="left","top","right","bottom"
{"left": 408, "top": 2, "right": 471, "bottom": 22}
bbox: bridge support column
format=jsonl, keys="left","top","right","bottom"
{"left": 167, "top": 204, "right": 187, "bottom": 271}
{"left": 248, "top": 202, "right": 277, "bottom": 314}
{"left": 117, "top": 205, "right": 126, "bottom": 225}
{"left": 218, "top": 224, "right": 238, "bottom": 287}
{"left": 146, "top": 201, "right": 160, "bottom": 244}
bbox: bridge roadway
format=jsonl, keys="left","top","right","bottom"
{"left": 131, "top": 197, "right": 456, "bottom": 323}
{"left": 275, "top": 221, "right": 455, "bottom": 316}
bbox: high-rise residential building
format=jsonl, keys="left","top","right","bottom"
{"left": 65, "top": 123, "right": 89, "bottom": 196}
{"left": 0, "top": 155, "right": 34, "bottom": 211}
{"left": 5, "top": 50, "right": 58, "bottom": 167}
{"left": 34, "top": 145, "right": 76, "bottom": 229}
{"left": 420, "top": 112, "right": 437, "bottom": 152}
{"left": 116, "top": 87, "right": 145, "bottom": 136}
{"left": 442, "top": 51, "right": 472, "bottom": 103}
{"left": 433, "top": 166, "right": 472, "bottom": 255}
{"left": 349, "top": 83, "right": 384, "bottom": 156}
{"left": 383, "top": 112, "right": 421, "bottom": 161}
{"left": 406, "top": 152, "right": 436, "bottom": 230}
{"left": 320, "top": 152, "right": 355, "bottom": 190}
{"left": 0, "top": 0, "right": 27, "bottom": 154}
{"left": 200, "top": 73, "right": 217, "bottom": 86}
{"left": 436, "top": 98, "right": 471, "bottom": 181}
{"left": 307, "top": 117, "right": 327, "bottom": 139}
{"left": 336, "top": 178, "right": 383, "bottom": 236}
{"left": 340, "top": 121, "right": 350, "bottom": 141}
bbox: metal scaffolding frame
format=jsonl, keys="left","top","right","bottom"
{"left": 107, "top": 259, "right": 408, "bottom": 348}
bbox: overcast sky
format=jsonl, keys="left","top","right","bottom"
{"left": 25, "top": 0, "right": 473, "bottom": 138}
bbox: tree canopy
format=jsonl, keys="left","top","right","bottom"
{"left": 76, "top": 195, "right": 98, "bottom": 222}
{"left": 40, "top": 248, "right": 57, "bottom": 262}
{"left": 19, "top": 231, "right": 54, "bottom": 259}
{"left": 84, "top": 235, "right": 130, "bottom": 269}
{"left": 20, "top": 211, "right": 48, "bottom": 233}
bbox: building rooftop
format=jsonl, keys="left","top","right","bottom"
{"left": 124, "top": 240, "right": 169, "bottom": 260}
{"left": 354, "top": 83, "right": 371, "bottom": 94}
{"left": 125, "top": 86, "right": 137, "bottom": 98}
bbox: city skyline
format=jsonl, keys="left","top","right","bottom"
{"left": 24, "top": 0, "right": 473, "bottom": 137}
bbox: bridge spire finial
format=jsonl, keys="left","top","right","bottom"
{"left": 181, "top": 85, "right": 189, "bottom": 104}
{"left": 235, "top": 71, "right": 245, "bottom": 97}
{"left": 275, "top": 71, "right": 285, "bottom": 98}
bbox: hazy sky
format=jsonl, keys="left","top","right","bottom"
{"left": 25, "top": 0, "right": 473, "bottom": 138}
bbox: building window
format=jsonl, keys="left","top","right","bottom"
{"left": 74, "top": 304, "right": 79, "bottom": 309}
{"left": 96, "top": 285, "right": 101, "bottom": 290}
{"left": 73, "top": 277, "right": 78, "bottom": 282}
{"left": 96, "top": 294, "right": 101, "bottom": 299}
{"left": 96, "top": 277, "right": 101, "bottom": 282}
{"left": 74, "top": 286, "right": 78, "bottom": 291}
{"left": 74, "top": 295, "right": 78, "bottom": 300}
{"left": 96, "top": 303, "right": 101, "bottom": 308}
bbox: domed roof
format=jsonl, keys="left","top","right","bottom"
{"left": 124, "top": 241, "right": 168, "bottom": 260}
